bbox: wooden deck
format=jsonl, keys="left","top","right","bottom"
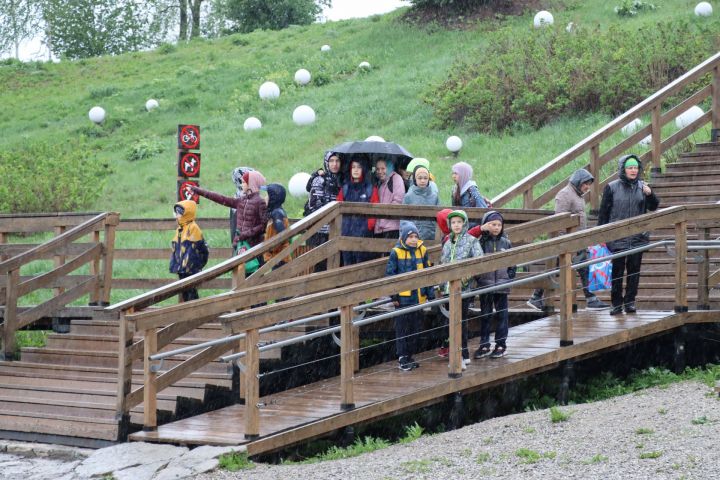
{"left": 130, "top": 309, "right": 715, "bottom": 455}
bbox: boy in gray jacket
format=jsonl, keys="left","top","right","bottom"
{"left": 527, "top": 169, "right": 610, "bottom": 311}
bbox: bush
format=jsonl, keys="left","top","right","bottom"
{"left": 427, "top": 18, "right": 720, "bottom": 133}
{"left": 0, "top": 141, "right": 110, "bottom": 213}
{"left": 126, "top": 137, "right": 165, "bottom": 162}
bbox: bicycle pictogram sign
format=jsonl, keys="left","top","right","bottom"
{"left": 178, "top": 124, "right": 200, "bottom": 150}
{"left": 178, "top": 180, "right": 199, "bottom": 203}
{"left": 178, "top": 152, "right": 201, "bottom": 177}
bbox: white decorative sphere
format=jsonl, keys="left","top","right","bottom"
{"left": 288, "top": 172, "right": 312, "bottom": 198}
{"left": 695, "top": 2, "right": 713, "bottom": 16}
{"left": 446, "top": 135, "right": 463, "bottom": 153}
{"left": 365, "top": 135, "right": 385, "bottom": 142}
{"left": 358, "top": 61, "right": 371, "bottom": 70}
{"left": 639, "top": 135, "right": 652, "bottom": 147}
{"left": 258, "top": 81, "right": 280, "bottom": 100}
{"left": 321, "top": 44, "right": 331, "bottom": 52}
{"left": 675, "top": 106, "right": 704, "bottom": 129}
{"left": 88, "top": 106, "right": 106, "bottom": 124}
{"left": 145, "top": 99, "right": 159, "bottom": 111}
{"left": 293, "top": 105, "right": 316, "bottom": 126}
{"left": 294, "top": 68, "right": 311, "bottom": 85}
{"left": 243, "top": 117, "right": 262, "bottom": 131}
{"left": 621, "top": 118, "right": 643, "bottom": 136}
{"left": 534, "top": 11, "right": 554, "bottom": 28}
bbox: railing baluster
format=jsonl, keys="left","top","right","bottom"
{"left": 53, "top": 226, "right": 66, "bottom": 298}
{"left": 100, "top": 215, "right": 118, "bottom": 306}
{"left": 143, "top": 327, "right": 158, "bottom": 431}
{"left": 244, "top": 327, "right": 260, "bottom": 439}
{"left": 448, "top": 279, "right": 463, "bottom": 378}
{"left": 340, "top": 304, "right": 355, "bottom": 410}
{"left": 589, "top": 144, "right": 601, "bottom": 214}
{"left": 651, "top": 104, "right": 662, "bottom": 171}
{"left": 116, "top": 308, "right": 134, "bottom": 418}
{"left": 1, "top": 269, "right": 19, "bottom": 360}
{"left": 713, "top": 65, "right": 720, "bottom": 132}
{"left": 697, "top": 227, "right": 710, "bottom": 310}
{"left": 675, "top": 220, "right": 688, "bottom": 313}
{"left": 559, "top": 252, "right": 574, "bottom": 347}
{"left": 89, "top": 229, "right": 100, "bottom": 305}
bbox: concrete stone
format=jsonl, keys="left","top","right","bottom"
{"left": 113, "top": 460, "right": 169, "bottom": 480}
{"left": 75, "top": 442, "right": 187, "bottom": 478}
{"left": 153, "top": 445, "right": 244, "bottom": 480}
{"left": 28, "top": 459, "right": 81, "bottom": 480}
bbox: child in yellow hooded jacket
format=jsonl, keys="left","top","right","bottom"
{"left": 170, "top": 200, "right": 209, "bottom": 301}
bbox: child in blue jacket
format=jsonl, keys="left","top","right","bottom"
{"left": 385, "top": 221, "right": 435, "bottom": 371}
{"left": 170, "top": 200, "right": 209, "bottom": 302}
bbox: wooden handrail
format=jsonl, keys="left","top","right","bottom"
{"left": 492, "top": 51, "right": 720, "bottom": 209}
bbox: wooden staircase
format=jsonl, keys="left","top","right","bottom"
{"left": 635, "top": 142, "right": 720, "bottom": 310}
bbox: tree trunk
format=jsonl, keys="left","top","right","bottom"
{"left": 190, "top": 0, "right": 203, "bottom": 38}
{"left": 179, "top": 0, "right": 188, "bottom": 41}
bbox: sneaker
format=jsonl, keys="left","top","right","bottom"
{"left": 407, "top": 356, "right": 420, "bottom": 369}
{"left": 398, "top": 356, "right": 414, "bottom": 371}
{"left": 624, "top": 302, "right": 637, "bottom": 313}
{"left": 438, "top": 346, "right": 449, "bottom": 358}
{"left": 489, "top": 345, "right": 506, "bottom": 359}
{"left": 586, "top": 297, "right": 610, "bottom": 310}
{"left": 463, "top": 358, "right": 471, "bottom": 366}
{"left": 526, "top": 297, "right": 544, "bottom": 311}
{"left": 461, "top": 361, "right": 467, "bottom": 371}
{"left": 473, "top": 346, "right": 491, "bottom": 359}
{"left": 609, "top": 306, "right": 623, "bottom": 315}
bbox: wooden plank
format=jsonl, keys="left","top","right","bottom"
{"left": 16, "top": 276, "right": 98, "bottom": 330}
{"left": 89, "top": 230, "right": 101, "bottom": 304}
{"left": 340, "top": 305, "right": 355, "bottom": 409}
{"left": 245, "top": 328, "right": 260, "bottom": 438}
{"left": 53, "top": 226, "right": 66, "bottom": 298}
{"left": 143, "top": 328, "right": 158, "bottom": 430}
{"left": 116, "top": 310, "right": 135, "bottom": 416}
{"left": 559, "top": 251, "right": 573, "bottom": 345}
{"left": 448, "top": 280, "right": 462, "bottom": 377}
{"left": 2, "top": 269, "right": 19, "bottom": 360}
{"left": 101, "top": 219, "right": 118, "bottom": 305}
{"left": 714, "top": 66, "right": 720, "bottom": 130}
{"left": 675, "top": 221, "right": 688, "bottom": 310}
{"left": 0, "top": 243, "right": 96, "bottom": 258}
{"left": 16, "top": 243, "right": 102, "bottom": 297}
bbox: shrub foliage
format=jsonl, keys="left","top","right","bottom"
{"left": 427, "top": 19, "right": 720, "bottom": 133}
{"left": 0, "top": 141, "right": 110, "bottom": 213}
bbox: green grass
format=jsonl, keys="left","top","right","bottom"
{"left": 0, "top": 0, "right": 711, "bottom": 221}
{"left": 635, "top": 427, "right": 654, "bottom": 435}
{"left": 639, "top": 450, "right": 663, "bottom": 459}
{"left": 691, "top": 415, "right": 710, "bottom": 425}
{"left": 515, "top": 448, "right": 555, "bottom": 464}
{"left": 583, "top": 453, "right": 609, "bottom": 464}
{"left": 15, "top": 330, "right": 50, "bottom": 350}
{"left": 549, "top": 406, "right": 571, "bottom": 423}
{"left": 217, "top": 451, "right": 255, "bottom": 471}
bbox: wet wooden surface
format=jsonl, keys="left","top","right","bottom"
{"left": 130, "top": 309, "right": 681, "bottom": 453}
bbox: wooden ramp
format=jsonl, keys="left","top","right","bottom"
{"left": 130, "top": 309, "right": 702, "bottom": 455}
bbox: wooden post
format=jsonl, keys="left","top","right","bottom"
{"left": 448, "top": 279, "right": 462, "bottom": 378}
{"left": 244, "top": 327, "right": 260, "bottom": 439}
{"left": 589, "top": 144, "right": 601, "bottom": 214}
{"left": 89, "top": 230, "right": 101, "bottom": 305}
{"left": 713, "top": 66, "right": 720, "bottom": 131}
{"left": 543, "top": 241, "right": 557, "bottom": 313}
{"left": 651, "top": 104, "right": 662, "bottom": 171}
{"left": 143, "top": 327, "right": 158, "bottom": 431}
{"left": 0, "top": 232, "right": 8, "bottom": 262}
{"left": 697, "top": 227, "right": 710, "bottom": 310}
{"left": 53, "top": 226, "right": 66, "bottom": 298}
{"left": 2, "top": 269, "right": 19, "bottom": 360}
{"left": 100, "top": 217, "right": 118, "bottom": 306}
{"left": 353, "top": 317, "right": 360, "bottom": 374}
{"left": 523, "top": 188, "right": 533, "bottom": 209}
{"left": 340, "top": 304, "right": 355, "bottom": 409}
{"left": 559, "top": 252, "right": 574, "bottom": 347}
{"left": 235, "top": 335, "right": 246, "bottom": 403}
{"left": 232, "top": 264, "right": 245, "bottom": 290}
{"left": 674, "top": 221, "right": 688, "bottom": 313}
{"left": 116, "top": 309, "right": 134, "bottom": 417}
{"left": 327, "top": 215, "right": 341, "bottom": 270}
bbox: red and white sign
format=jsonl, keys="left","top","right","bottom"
{"left": 178, "top": 124, "right": 200, "bottom": 150}
{"left": 178, "top": 180, "right": 199, "bottom": 203}
{"left": 178, "top": 152, "right": 201, "bottom": 177}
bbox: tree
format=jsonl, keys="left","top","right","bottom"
{"left": 41, "top": 0, "right": 170, "bottom": 59}
{"left": 0, "top": 0, "right": 42, "bottom": 59}
{"left": 221, "top": 0, "right": 330, "bottom": 34}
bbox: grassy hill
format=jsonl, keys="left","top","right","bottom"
{"left": 0, "top": 0, "right": 711, "bottom": 221}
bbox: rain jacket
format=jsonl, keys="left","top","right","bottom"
{"left": 193, "top": 171, "right": 267, "bottom": 249}
{"left": 555, "top": 168, "right": 594, "bottom": 230}
{"left": 229, "top": 166, "right": 254, "bottom": 244}
{"left": 440, "top": 210, "right": 484, "bottom": 291}
{"left": 306, "top": 152, "right": 344, "bottom": 234}
{"left": 263, "top": 183, "right": 291, "bottom": 263}
{"left": 598, "top": 154, "right": 660, "bottom": 252}
{"left": 374, "top": 167, "right": 406, "bottom": 235}
{"left": 451, "top": 162, "right": 488, "bottom": 209}
{"left": 403, "top": 183, "right": 440, "bottom": 240}
{"left": 336, "top": 163, "right": 379, "bottom": 237}
{"left": 170, "top": 200, "right": 209, "bottom": 275}
{"left": 475, "top": 211, "right": 516, "bottom": 294}
{"left": 385, "top": 223, "right": 435, "bottom": 305}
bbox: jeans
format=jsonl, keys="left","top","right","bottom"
{"left": 611, "top": 252, "right": 643, "bottom": 308}
{"left": 395, "top": 304, "right": 420, "bottom": 358}
{"left": 479, "top": 293, "right": 509, "bottom": 348}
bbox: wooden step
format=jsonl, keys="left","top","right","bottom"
{"left": 0, "top": 410, "right": 119, "bottom": 441}
{"left": 650, "top": 170, "right": 720, "bottom": 183}
{"left": 693, "top": 142, "right": 720, "bottom": 153}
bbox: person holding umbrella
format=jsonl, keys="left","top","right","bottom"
{"left": 336, "top": 157, "right": 379, "bottom": 265}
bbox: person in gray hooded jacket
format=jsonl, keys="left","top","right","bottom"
{"left": 597, "top": 154, "right": 659, "bottom": 315}
{"left": 527, "top": 168, "right": 610, "bottom": 311}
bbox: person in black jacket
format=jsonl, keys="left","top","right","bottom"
{"left": 597, "top": 154, "right": 660, "bottom": 315}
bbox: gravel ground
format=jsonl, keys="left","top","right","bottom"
{"left": 199, "top": 380, "right": 720, "bottom": 480}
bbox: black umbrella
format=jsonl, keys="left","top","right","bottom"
{"left": 328, "top": 141, "right": 414, "bottom": 171}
